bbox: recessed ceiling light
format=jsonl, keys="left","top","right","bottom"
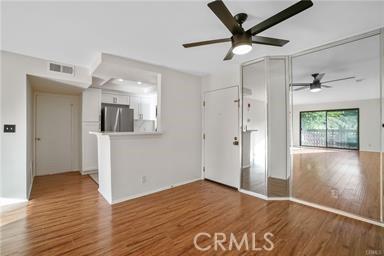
{"left": 117, "top": 78, "right": 124, "bottom": 82}
{"left": 137, "top": 81, "right": 142, "bottom": 85}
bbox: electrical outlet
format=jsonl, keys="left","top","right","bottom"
{"left": 4, "top": 124, "right": 16, "bottom": 133}
{"left": 141, "top": 176, "right": 147, "bottom": 184}
{"left": 331, "top": 189, "right": 339, "bottom": 199}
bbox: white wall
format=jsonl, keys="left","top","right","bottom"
{"left": 292, "top": 99, "right": 381, "bottom": 152}
{"left": 1, "top": 50, "right": 91, "bottom": 199}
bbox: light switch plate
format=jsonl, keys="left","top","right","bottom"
{"left": 4, "top": 124, "right": 16, "bottom": 133}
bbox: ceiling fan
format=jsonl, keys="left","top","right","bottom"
{"left": 183, "top": 0, "right": 313, "bottom": 60}
{"left": 291, "top": 73, "right": 356, "bottom": 92}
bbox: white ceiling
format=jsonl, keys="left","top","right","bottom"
{"left": 292, "top": 34, "right": 381, "bottom": 105}
{"left": 28, "top": 75, "right": 83, "bottom": 95}
{"left": 1, "top": 1, "right": 384, "bottom": 75}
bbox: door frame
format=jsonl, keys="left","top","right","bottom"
{"left": 202, "top": 85, "right": 241, "bottom": 189}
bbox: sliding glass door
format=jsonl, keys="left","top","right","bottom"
{"left": 300, "top": 109, "right": 359, "bottom": 149}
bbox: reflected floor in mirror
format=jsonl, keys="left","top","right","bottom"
{"left": 241, "top": 165, "right": 266, "bottom": 195}
{"left": 292, "top": 147, "right": 381, "bottom": 220}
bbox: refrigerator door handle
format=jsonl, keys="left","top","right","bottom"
{"left": 113, "top": 108, "right": 120, "bottom": 132}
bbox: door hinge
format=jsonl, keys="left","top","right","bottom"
{"left": 203, "top": 133, "right": 205, "bottom": 140}
{"left": 203, "top": 101, "right": 205, "bottom": 107}
{"left": 234, "top": 99, "right": 240, "bottom": 107}
{"left": 203, "top": 167, "right": 205, "bottom": 172}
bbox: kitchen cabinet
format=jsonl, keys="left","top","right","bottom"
{"left": 101, "top": 92, "right": 129, "bottom": 105}
{"left": 130, "top": 95, "right": 156, "bottom": 120}
{"left": 82, "top": 88, "right": 101, "bottom": 122}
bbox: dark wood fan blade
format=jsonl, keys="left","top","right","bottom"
{"left": 183, "top": 38, "right": 231, "bottom": 48}
{"left": 322, "top": 76, "right": 356, "bottom": 84}
{"left": 316, "top": 73, "right": 325, "bottom": 81}
{"left": 291, "top": 83, "right": 311, "bottom": 87}
{"left": 294, "top": 86, "right": 308, "bottom": 91}
{"left": 247, "top": 0, "right": 313, "bottom": 36}
{"left": 322, "top": 85, "right": 332, "bottom": 88}
{"left": 223, "top": 47, "right": 234, "bottom": 61}
{"left": 208, "top": 0, "right": 242, "bottom": 35}
{"left": 252, "top": 36, "right": 289, "bottom": 47}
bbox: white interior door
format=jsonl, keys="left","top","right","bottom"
{"left": 35, "top": 94, "right": 73, "bottom": 175}
{"left": 204, "top": 86, "right": 240, "bottom": 188}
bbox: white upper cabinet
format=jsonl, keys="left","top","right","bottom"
{"left": 129, "top": 95, "right": 157, "bottom": 120}
{"left": 101, "top": 92, "right": 129, "bottom": 105}
{"left": 82, "top": 88, "right": 101, "bottom": 122}
{"left": 141, "top": 95, "right": 157, "bottom": 120}
{"left": 130, "top": 96, "right": 141, "bottom": 119}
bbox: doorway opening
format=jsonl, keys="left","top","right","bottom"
{"left": 27, "top": 75, "right": 84, "bottom": 198}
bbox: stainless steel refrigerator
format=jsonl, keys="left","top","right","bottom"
{"left": 101, "top": 103, "right": 134, "bottom": 132}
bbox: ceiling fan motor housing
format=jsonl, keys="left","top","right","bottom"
{"left": 310, "top": 80, "right": 321, "bottom": 91}
{"left": 231, "top": 33, "right": 252, "bottom": 49}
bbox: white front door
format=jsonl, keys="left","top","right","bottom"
{"left": 35, "top": 94, "right": 73, "bottom": 175}
{"left": 204, "top": 86, "right": 240, "bottom": 188}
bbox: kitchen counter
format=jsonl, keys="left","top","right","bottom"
{"left": 90, "top": 131, "right": 162, "bottom": 136}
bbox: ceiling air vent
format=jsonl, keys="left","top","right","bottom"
{"left": 48, "top": 62, "right": 75, "bottom": 76}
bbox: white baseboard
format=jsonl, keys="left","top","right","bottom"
{"left": 36, "top": 169, "right": 80, "bottom": 176}
{"left": 81, "top": 169, "right": 98, "bottom": 175}
{"left": 110, "top": 178, "right": 202, "bottom": 205}
{"left": 0, "top": 197, "right": 28, "bottom": 207}
{"left": 239, "top": 189, "right": 268, "bottom": 200}
{"left": 239, "top": 189, "right": 384, "bottom": 227}
{"left": 290, "top": 198, "right": 384, "bottom": 227}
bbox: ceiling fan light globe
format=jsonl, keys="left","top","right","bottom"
{"left": 232, "top": 44, "right": 252, "bottom": 55}
{"left": 310, "top": 88, "right": 321, "bottom": 93}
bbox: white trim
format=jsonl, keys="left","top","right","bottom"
{"left": 239, "top": 189, "right": 268, "bottom": 200}
{"left": 108, "top": 178, "right": 202, "bottom": 205}
{"left": 27, "top": 175, "right": 34, "bottom": 199}
{"left": 290, "top": 197, "right": 384, "bottom": 227}
{"left": 238, "top": 189, "right": 384, "bottom": 227}
{"left": 81, "top": 169, "right": 98, "bottom": 175}
{"left": 0, "top": 198, "right": 28, "bottom": 207}
{"left": 379, "top": 27, "right": 384, "bottom": 223}
{"left": 239, "top": 189, "right": 290, "bottom": 201}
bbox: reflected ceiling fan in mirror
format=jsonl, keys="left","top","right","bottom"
{"left": 291, "top": 73, "right": 356, "bottom": 92}
{"left": 183, "top": 0, "right": 313, "bottom": 60}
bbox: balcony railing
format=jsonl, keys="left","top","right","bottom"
{"left": 301, "top": 129, "right": 358, "bottom": 149}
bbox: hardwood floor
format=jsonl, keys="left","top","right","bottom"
{"left": 1, "top": 172, "right": 383, "bottom": 255}
{"left": 241, "top": 165, "right": 266, "bottom": 194}
{"left": 292, "top": 148, "right": 381, "bottom": 221}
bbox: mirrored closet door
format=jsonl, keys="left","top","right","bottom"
{"left": 241, "top": 57, "right": 289, "bottom": 197}
{"left": 291, "top": 33, "right": 382, "bottom": 221}
{"left": 241, "top": 60, "right": 267, "bottom": 195}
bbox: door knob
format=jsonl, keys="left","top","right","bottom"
{"left": 35, "top": 138, "right": 41, "bottom": 141}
